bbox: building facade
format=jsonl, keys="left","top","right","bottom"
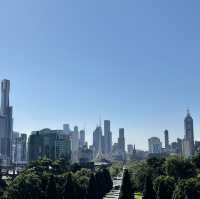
{"left": 12, "top": 133, "right": 27, "bottom": 164}
{"left": 184, "top": 110, "right": 194, "bottom": 156}
{"left": 0, "top": 79, "right": 13, "bottom": 166}
{"left": 164, "top": 129, "right": 169, "bottom": 151}
{"left": 28, "top": 129, "right": 71, "bottom": 162}
{"left": 104, "top": 120, "right": 112, "bottom": 159}
{"left": 148, "top": 137, "right": 162, "bottom": 154}
{"left": 71, "top": 126, "right": 79, "bottom": 163}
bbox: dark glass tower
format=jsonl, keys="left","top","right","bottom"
{"left": 184, "top": 110, "right": 194, "bottom": 155}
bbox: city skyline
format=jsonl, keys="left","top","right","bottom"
{"left": 2, "top": 76, "right": 200, "bottom": 150}
{"left": 2, "top": 77, "right": 200, "bottom": 151}
{"left": 2, "top": 1, "right": 200, "bottom": 149}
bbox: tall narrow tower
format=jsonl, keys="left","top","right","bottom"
{"left": 164, "top": 130, "right": 169, "bottom": 151}
{"left": 104, "top": 120, "right": 112, "bottom": 159}
{"left": 1, "top": 79, "right": 10, "bottom": 115}
{"left": 184, "top": 110, "right": 194, "bottom": 155}
{"left": 0, "top": 79, "right": 13, "bottom": 165}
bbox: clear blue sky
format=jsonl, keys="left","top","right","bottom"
{"left": 1, "top": 0, "right": 200, "bottom": 150}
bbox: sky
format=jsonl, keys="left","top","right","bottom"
{"left": 1, "top": 0, "right": 200, "bottom": 150}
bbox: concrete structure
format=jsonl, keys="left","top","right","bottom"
{"left": 0, "top": 79, "right": 13, "bottom": 166}
{"left": 148, "top": 137, "right": 162, "bottom": 154}
{"left": 28, "top": 128, "right": 71, "bottom": 162}
{"left": 184, "top": 110, "right": 194, "bottom": 156}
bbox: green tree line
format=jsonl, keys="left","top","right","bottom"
{"left": 125, "top": 154, "right": 200, "bottom": 199}
{"left": 0, "top": 158, "right": 113, "bottom": 199}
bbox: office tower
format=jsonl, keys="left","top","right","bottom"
{"left": 184, "top": 110, "right": 194, "bottom": 156}
{"left": 118, "top": 128, "right": 126, "bottom": 161}
{"left": 0, "top": 79, "right": 13, "bottom": 165}
{"left": 13, "top": 133, "right": 27, "bottom": 164}
{"left": 127, "top": 144, "right": 134, "bottom": 154}
{"left": 104, "top": 120, "right": 112, "bottom": 159}
{"left": 79, "top": 144, "right": 93, "bottom": 163}
{"left": 71, "top": 126, "right": 79, "bottom": 163}
{"left": 148, "top": 137, "right": 162, "bottom": 154}
{"left": 28, "top": 128, "right": 71, "bottom": 162}
{"left": 93, "top": 126, "right": 103, "bottom": 158}
{"left": 164, "top": 130, "right": 169, "bottom": 151}
{"left": 177, "top": 138, "right": 183, "bottom": 155}
{"left": 79, "top": 130, "right": 85, "bottom": 148}
{"left": 63, "top": 124, "right": 71, "bottom": 135}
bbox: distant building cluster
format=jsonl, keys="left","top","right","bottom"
{"left": 148, "top": 110, "right": 197, "bottom": 158}
{"left": 1, "top": 79, "right": 199, "bottom": 168}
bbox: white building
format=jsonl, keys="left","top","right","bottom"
{"left": 148, "top": 137, "right": 162, "bottom": 154}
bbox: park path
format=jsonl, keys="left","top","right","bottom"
{"left": 103, "top": 167, "right": 126, "bottom": 199}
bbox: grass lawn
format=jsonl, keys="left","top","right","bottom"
{"left": 135, "top": 192, "right": 142, "bottom": 199}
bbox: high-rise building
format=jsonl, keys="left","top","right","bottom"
{"left": 93, "top": 126, "right": 103, "bottom": 158}
{"left": 71, "top": 126, "right": 79, "bottom": 163}
{"left": 79, "top": 130, "right": 85, "bottom": 148}
{"left": 148, "top": 137, "right": 162, "bottom": 154}
{"left": 28, "top": 128, "right": 71, "bottom": 162}
{"left": 164, "top": 130, "right": 169, "bottom": 151}
{"left": 0, "top": 79, "right": 13, "bottom": 166}
{"left": 13, "top": 133, "right": 27, "bottom": 164}
{"left": 127, "top": 144, "right": 134, "bottom": 154}
{"left": 118, "top": 128, "right": 126, "bottom": 161}
{"left": 184, "top": 110, "right": 194, "bottom": 156}
{"left": 104, "top": 120, "right": 112, "bottom": 159}
{"left": 63, "top": 124, "right": 71, "bottom": 135}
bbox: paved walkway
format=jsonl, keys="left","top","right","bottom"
{"left": 103, "top": 176, "right": 123, "bottom": 199}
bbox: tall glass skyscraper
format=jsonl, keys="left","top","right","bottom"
{"left": 0, "top": 79, "right": 13, "bottom": 165}
{"left": 184, "top": 110, "right": 194, "bottom": 156}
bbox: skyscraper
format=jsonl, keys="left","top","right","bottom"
{"left": 164, "top": 129, "right": 169, "bottom": 151}
{"left": 104, "top": 120, "right": 112, "bottom": 159}
{"left": 148, "top": 137, "right": 162, "bottom": 154}
{"left": 71, "top": 126, "right": 79, "bottom": 163}
{"left": 79, "top": 130, "right": 85, "bottom": 148}
{"left": 184, "top": 110, "right": 194, "bottom": 156}
{"left": 118, "top": 128, "right": 126, "bottom": 161}
{"left": 93, "top": 126, "right": 103, "bottom": 158}
{"left": 0, "top": 79, "right": 13, "bottom": 165}
{"left": 63, "top": 124, "right": 71, "bottom": 135}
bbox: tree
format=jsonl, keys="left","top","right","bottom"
{"left": 87, "top": 174, "right": 98, "bottom": 199}
{"left": 119, "top": 169, "right": 134, "bottom": 199}
{"left": 165, "top": 157, "right": 196, "bottom": 180}
{"left": 0, "top": 171, "right": 6, "bottom": 198}
{"left": 172, "top": 178, "right": 200, "bottom": 199}
{"left": 153, "top": 176, "right": 175, "bottom": 199}
{"left": 102, "top": 169, "right": 113, "bottom": 192}
{"left": 46, "top": 175, "right": 57, "bottom": 199}
{"left": 142, "top": 174, "right": 156, "bottom": 199}
{"left": 63, "top": 173, "right": 76, "bottom": 199}
{"left": 192, "top": 153, "right": 200, "bottom": 170}
{"left": 7, "top": 173, "right": 44, "bottom": 199}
